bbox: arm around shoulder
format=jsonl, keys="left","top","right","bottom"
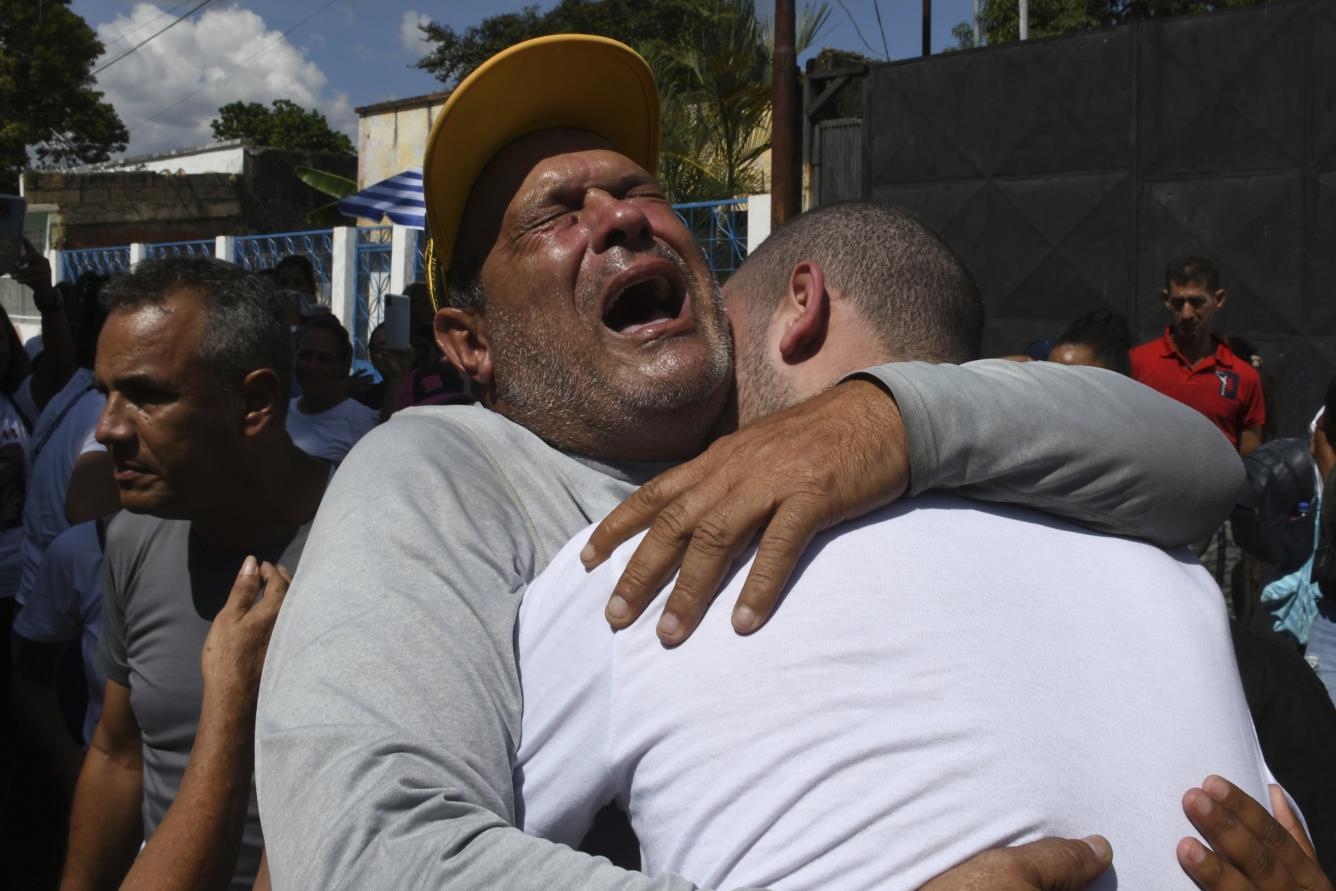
{"left": 850, "top": 359, "right": 1244, "bottom": 547}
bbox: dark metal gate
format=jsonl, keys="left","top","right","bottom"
{"left": 851, "top": 0, "right": 1336, "bottom": 436}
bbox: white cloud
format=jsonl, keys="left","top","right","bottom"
{"left": 400, "top": 10, "right": 431, "bottom": 55}
{"left": 93, "top": 3, "right": 355, "bottom": 156}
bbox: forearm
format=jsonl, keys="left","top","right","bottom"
{"left": 11, "top": 680, "right": 84, "bottom": 797}
{"left": 120, "top": 688, "right": 255, "bottom": 891}
{"left": 61, "top": 744, "right": 143, "bottom": 891}
{"left": 260, "top": 686, "right": 715, "bottom": 890}
{"left": 32, "top": 302, "right": 76, "bottom": 408}
{"left": 851, "top": 359, "right": 1244, "bottom": 547}
{"left": 378, "top": 373, "right": 406, "bottom": 423}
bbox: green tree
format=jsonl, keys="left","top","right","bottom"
{"left": 415, "top": 0, "right": 697, "bottom": 87}
{"left": 655, "top": 0, "right": 830, "bottom": 202}
{"left": 655, "top": 0, "right": 773, "bottom": 201}
{"left": 210, "top": 99, "right": 353, "bottom": 155}
{"left": 954, "top": 0, "right": 1275, "bottom": 48}
{"left": 414, "top": 0, "right": 827, "bottom": 202}
{"left": 294, "top": 166, "right": 358, "bottom": 227}
{"left": 0, "top": 0, "right": 128, "bottom": 192}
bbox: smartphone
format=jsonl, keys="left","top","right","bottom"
{"left": 0, "top": 195, "right": 25, "bottom": 277}
{"left": 383, "top": 293, "right": 411, "bottom": 351}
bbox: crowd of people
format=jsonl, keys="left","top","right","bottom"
{"left": 0, "top": 32, "right": 1333, "bottom": 891}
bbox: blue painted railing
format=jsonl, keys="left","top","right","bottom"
{"left": 354, "top": 226, "right": 393, "bottom": 362}
{"left": 673, "top": 199, "right": 748, "bottom": 278}
{"left": 234, "top": 229, "right": 335, "bottom": 303}
{"left": 61, "top": 246, "right": 130, "bottom": 280}
{"left": 54, "top": 200, "right": 749, "bottom": 357}
{"left": 145, "top": 239, "right": 214, "bottom": 260}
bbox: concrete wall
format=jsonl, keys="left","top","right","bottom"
{"left": 20, "top": 147, "right": 356, "bottom": 249}
{"left": 23, "top": 170, "right": 244, "bottom": 247}
{"left": 357, "top": 93, "right": 449, "bottom": 187}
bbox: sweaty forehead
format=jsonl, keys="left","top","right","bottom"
{"left": 97, "top": 293, "right": 205, "bottom": 377}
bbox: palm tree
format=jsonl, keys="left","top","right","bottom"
{"left": 653, "top": 0, "right": 831, "bottom": 202}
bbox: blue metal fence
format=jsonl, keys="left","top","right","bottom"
{"left": 673, "top": 199, "right": 748, "bottom": 278}
{"left": 61, "top": 246, "right": 130, "bottom": 280}
{"left": 145, "top": 239, "right": 214, "bottom": 260}
{"left": 234, "top": 229, "right": 334, "bottom": 303}
{"left": 54, "top": 201, "right": 749, "bottom": 358}
{"left": 354, "top": 226, "right": 393, "bottom": 362}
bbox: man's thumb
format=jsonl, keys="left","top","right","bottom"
{"left": 1018, "top": 836, "right": 1113, "bottom": 891}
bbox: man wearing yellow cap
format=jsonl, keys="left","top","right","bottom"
{"left": 255, "top": 35, "right": 1245, "bottom": 890}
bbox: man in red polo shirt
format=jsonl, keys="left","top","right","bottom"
{"left": 1131, "top": 256, "right": 1265, "bottom": 455}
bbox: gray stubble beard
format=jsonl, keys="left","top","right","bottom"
{"left": 487, "top": 271, "right": 734, "bottom": 456}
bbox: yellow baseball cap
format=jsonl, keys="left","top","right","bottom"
{"left": 422, "top": 34, "right": 661, "bottom": 308}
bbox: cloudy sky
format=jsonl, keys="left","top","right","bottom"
{"left": 72, "top": 0, "right": 977, "bottom": 157}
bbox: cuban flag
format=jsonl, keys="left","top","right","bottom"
{"left": 338, "top": 169, "right": 425, "bottom": 228}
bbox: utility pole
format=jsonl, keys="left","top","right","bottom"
{"left": 1019, "top": 0, "right": 1029, "bottom": 40}
{"left": 973, "top": 0, "right": 980, "bottom": 46}
{"left": 772, "top": 0, "right": 800, "bottom": 226}
{"left": 922, "top": 0, "right": 931, "bottom": 56}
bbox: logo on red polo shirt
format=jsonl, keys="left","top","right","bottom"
{"left": 1215, "top": 369, "right": 1239, "bottom": 399}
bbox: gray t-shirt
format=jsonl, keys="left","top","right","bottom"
{"left": 100, "top": 510, "right": 312, "bottom": 891}
{"left": 256, "top": 360, "right": 1245, "bottom": 890}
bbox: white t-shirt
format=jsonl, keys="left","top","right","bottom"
{"left": 516, "top": 495, "right": 1274, "bottom": 891}
{"left": 14, "top": 519, "right": 105, "bottom": 743}
{"left": 285, "top": 397, "right": 377, "bottom": 465}
{"left": 0, "top": 389, "right": 32, "bottom": 599}
{"left": 18, "top": 369, "right": 105, "bottom": 604}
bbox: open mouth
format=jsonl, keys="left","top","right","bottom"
{"left": 601, "top": 275, "right": 686, "bottom": 335}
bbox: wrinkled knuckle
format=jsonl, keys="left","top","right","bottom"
{"left": 692, "top": 517, "right": 734, "bottom": 555}
{"left": 654, "top": 503, "right": 695, "bottom": 542}
{"left": 670, "top": 574, "right": 710, "bottom": 608}
{"left": 742, "top": 564, "right": 784, "bottom": 600}
{"left": 634, "top": 477, "right": 667, "bottom": 508}
{"left": 613, "top": 567, "right": 651, "bottom": 602}
{"left": 762, "top": 523, "right": 806, "bottom": 555}
{"left": 1249, "top": 842, "right": 1279, "bottom": 877}
{"left": 1257, "top": 815, "right": 1289, "bottom": 850}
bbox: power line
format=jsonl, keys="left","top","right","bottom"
{"left": 98, "top": 1, "right": 195, "bottom": 55}
{"left": 834, "top": 0, "right": 889, "bottom": 60}
{"left": 92, "top": 0, "right": 219, "bottom": 77}
{"left": 146, "top": 0, "right": 344, "bottom": 123}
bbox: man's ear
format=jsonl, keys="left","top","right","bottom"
{"left": 777, "top": 260, "right": 830, "bottom": 364}
{"left": 240, "top": 368, "right": 282, "bottom": 438}
{"left": 1214, "top": 288, "right": 1227, "bottom": 311}
{"left": 1161, "top": 287, "right": 1171, "bottom": 308}
{"left": 436, "top": 306, "right": 494, "bottom": 385}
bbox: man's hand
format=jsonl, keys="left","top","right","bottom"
{"left": 380, "top": 348, "right": 414, "bottom": 381}
{"left": 1177, "top": 776, "right": 1333, "bottom": 890}
{"left": 918, "top": 836, "right": 1113, "bottom": 891}
{"left": 12, "top": 238, "right": 59, "bottom": 311}
{"left": 582, "top": 379, "right": 908, "bottom": 645}
{"left": 200, "top": 557, "right": 291, "bottom": 714}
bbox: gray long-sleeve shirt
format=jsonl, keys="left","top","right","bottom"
{"left": 255, "top": 360, "right": 1244, "bottom": 890}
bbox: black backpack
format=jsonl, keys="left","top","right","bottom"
{"left": 1232, "top": 438, "right": 1318, "bottom": 575}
